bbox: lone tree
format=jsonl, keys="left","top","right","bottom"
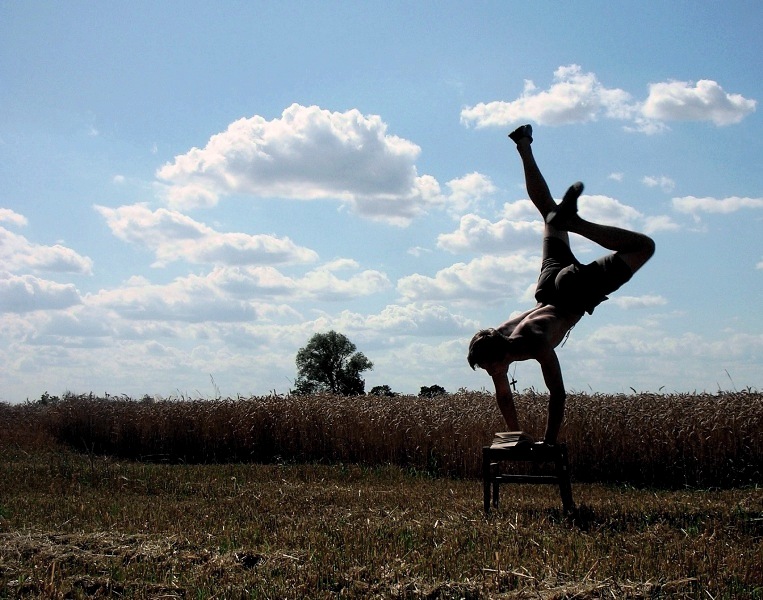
{"left": 294, "top": 331, "right": 373, "bottom": 396}
{"left": 369, "top": 384, "right": 397, "bottom": 397}
{"left": 419, "top": 384, "right": 447, "bottom": 398}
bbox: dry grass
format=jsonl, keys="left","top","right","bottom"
{"left": 1, "top": 392, "right": 761, "bottom": 598}
{"left": 0, "top": 450, "right": 761, "bottom": 599}
{"left": 14, "top": 390, "right": 763, "bottom": 487}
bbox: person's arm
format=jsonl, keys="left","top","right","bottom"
{"left": 538, "top": 349, "right": 566, "bottom": 444}
{"left": 492, "top": 371, "right": 520, "bottom": 431}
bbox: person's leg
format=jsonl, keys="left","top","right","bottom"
{"left": 548, "top": 185, "right": 655, "bottom": 274}
{"left": 572, "top": 219, "right": 655, "bottom": 273}
{"left": 509, "top": 124, "right": 569, "bottom": 244}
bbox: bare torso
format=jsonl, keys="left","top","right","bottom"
{"left": 496, "top": 303, "right": 582, "bottom": 358}
{"left": 485, "top": 303, "right": 582, "bottom": 443}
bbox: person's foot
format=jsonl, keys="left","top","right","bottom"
{"left": 508, "top": 124, "right": 533, "bottom": 144}
{"left": 545, "top": 182, "right": 584, "bottom": 229}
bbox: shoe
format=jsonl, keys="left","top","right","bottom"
{"left": 508, "top": 124, "right": 533, "bottom": 144}
{"left": 546, "top": 182, "right": 584, "bottom": 229}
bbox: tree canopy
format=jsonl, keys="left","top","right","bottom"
{"left": 369, "top": 384, "right": 397, "bottom": 397}
{"left": 294, "top": 331, "right": 373, "bottom": 396}
{"left": 419, "top": 385, "right": 447, "bottom": 398}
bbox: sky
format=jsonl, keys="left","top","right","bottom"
{"left": 1, "top": 1, "right": 762, "bottom": 403}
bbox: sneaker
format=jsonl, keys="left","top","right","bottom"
{"left": 545, "top": 182, "right": 584, "bottom": 229}
{"left": 508, "top": 124, "right": 533, "bottom": 144}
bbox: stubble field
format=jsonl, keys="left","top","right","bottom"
{"left": 1, "top": 391, "right": 761, "bottom": 598}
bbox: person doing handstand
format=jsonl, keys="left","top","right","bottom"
{"left": 468, "top": 125, "right": 655, "bottom": 445}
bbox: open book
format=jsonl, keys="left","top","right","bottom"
{"left": 491, "top": 431, "right": 536, "bottom": 448}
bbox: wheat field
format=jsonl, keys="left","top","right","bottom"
{"left": 9, "top": 389, "right": 762, "bottom": 487}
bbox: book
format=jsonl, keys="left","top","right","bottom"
{"left": 491, "top": 431, "right": 536, "bottom": 448}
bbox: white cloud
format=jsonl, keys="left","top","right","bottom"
{"left": 444, "top": 172, "right": 496, "bottom": 214}
{"left": 304, "top": 303, "right": 477, "bottom": 342}
{"left": 407, "top": 246, "right": 432, "bottom": 258}
{"left": 0, "top": 273, "right": 82, "bottom": 313}
{"left": 460, "top": 65, "right": 756, "bottom": 133}
{"left": 0, "top": 208, "right": 28, "bottom": 227}
{"left": 610, "top": 294, "right": 668, "bottom": 309}
{"left": 438, "top": 194, "right": 673, "bottom": 254}
{"left": 95, "top": 203, "right": 318, "bottom": 267}
{"left": 575, "top": 194, "right": 644, "bottom": 228}
{"left": 88, "top": 273, "right": 284, "bottom": 323}
{"left": 362, "top": 303, "right": 477, "bottom": 337}
{"left": 156, "top": 103, "right": 443, "bottom": 225}
{"left": 437, "top": 212, "right": 541, "bottom": 254}
{"left": 642, "top": 215, "right": 680, "bottom": 234}
{"left": 672, "top": 196, "right": 763, "bottom": 215}
{"left": 500, "top": 199, "right": 540, "bottom": 221}
{"left": 88, "top": 259, "right": 390, "bottom": 324}
{"left": 642, "top": 79, "right": 756, "bottom": 126}
{"left": 397, "top": 254, "right": 539, "bottom": 304}
{"left": 575, "top": 194, "right": 679, "bottom": 235}
{"left": 642, "top": 175, "right": 675, "bottom": 193}
{"left": 608, "top": 172, "right": 624, "bottom": 183}
{"left": 461, "top": 65, "right": 634, "bottom": 128}
{"left": 0, "top": 220, "right": 93, "bottom": 275}
{"left": 582, "top": 324, "right": 763, "bottom": 364}
{"left": 210, "top": 263, "right": 390, "bottom": 302}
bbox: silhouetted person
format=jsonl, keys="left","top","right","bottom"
{"left": 468, "top": 125, "right": 655, "bottom": 445}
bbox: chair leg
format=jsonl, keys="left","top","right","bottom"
{"left": 482, "top": 448, "right": 491, "bottom": 513}
{"left": 555, "top": 446, "right": 576, "bottom": 514}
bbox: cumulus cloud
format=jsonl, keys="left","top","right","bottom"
{"left": 301, "top": 303, "right": 478, "bottom": 343}
{"left": 361, "top": 303, "right": 477, "bottom": 336}
{"left": 0, "top": 273, "right": 82, "bottom": 313}
{"left": 437, "top": 212, "right": 541, "bottom": 254}
{"left": 461, "top": 65, "right": 634, "bottom": 128}
{"left": 0, "top": 213, "right": 93, "bottom": 275}
{"left": 672, "top": 195, "right": 763, "bottom": 215}
{"left": 444, "top": 172, "right": 496, "bottom": 214}
{"left": 574, "top": 194, "right": 681, "bottom": 234}
{"left": 642, "top": 79, "right": 756, "bottom": 126}
{"left": 0, "top": 208, "right": 28, "bottom": 227}
{"left": 88, "top": 258, "right": 390, "bottom": 324}
{"left": 461, "top": 65, "right": 756, "bottom": 133}
{"left": 95, "top": 203, "right": 318, "bottom": 267}
{"left": 156, "top": 103, "right": 442, "bottom": 225}
{"left": 210, "top": 261, "right": 391, "bottom": 302}
{"left": 437, "top": 194, "right": 676, "bottom": 254}
{"left": 397, "top": 254, "right": 539, "bottom": 304}
{"left": 89, "top": 274, "right": 288, "bottom": 323}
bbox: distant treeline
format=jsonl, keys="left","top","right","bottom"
{"left": 2, "top": 390, "right": 761, "bottom": 487}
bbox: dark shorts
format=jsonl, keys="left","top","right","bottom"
{"left": 535, "top": 237, "right": 633, "bottom": 315}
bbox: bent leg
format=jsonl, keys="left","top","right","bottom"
{"left": 570, "top": 219, "right": 655, "bottom": 274}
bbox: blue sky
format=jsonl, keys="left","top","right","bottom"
{"left": 1, "top": 1, "right": 761, "bottom": 402}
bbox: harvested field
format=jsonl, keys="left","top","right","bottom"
{"left": 1, "top": 392, "right": 761, "bottom": 598}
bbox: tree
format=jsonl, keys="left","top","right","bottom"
{"left": 294, "top": 331, "right": 373, "bottom": 396}
{"left": 419, "top": 384, "right": 447, "bottom": 398}
{"left": 369, "top": 384, "right": 397, "bottom": 397}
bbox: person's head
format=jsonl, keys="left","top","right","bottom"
{"left": 467, "top": 328, "right": 512, "bottom": 372}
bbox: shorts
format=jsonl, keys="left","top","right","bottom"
{"left": 534, "top": 237, "right": 633, "bottom": 315}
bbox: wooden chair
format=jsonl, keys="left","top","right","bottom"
{"left": 482, "top": 434, "right": 575, "bottom": 514}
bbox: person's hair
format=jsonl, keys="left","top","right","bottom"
{"left": 467, "top": 328, "right": 511, "bottom": 370}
